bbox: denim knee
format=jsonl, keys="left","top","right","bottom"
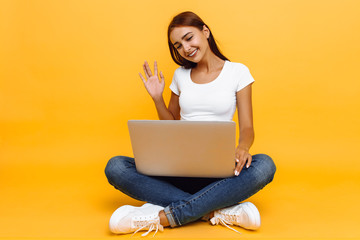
{"left": 105, "top": 155, "right": 132, "bottom": 185}
{"left": 254, "top": 153, "right": 276, "bottom": 183}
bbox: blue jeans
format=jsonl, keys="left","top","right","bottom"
{"left": 105, "top": 154, "right": 276, "bottom": 227}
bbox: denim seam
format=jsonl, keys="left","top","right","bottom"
{"left": 169, "top": 205, "right": 182, "bottom": 226}
{"left": 164, "top": 206, "right": 177, "bottom": 227}
{"left": 170, "top": 178, "right": 230, "bottom": 225}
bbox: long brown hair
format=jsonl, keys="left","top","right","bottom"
{"left": 167, "top": 11, "right": 229, "bottom": 69}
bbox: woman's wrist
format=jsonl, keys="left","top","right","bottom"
{"left": 237, "top": 145, "right": 250, "bottom": 152}
{"left": 152, "top": 95, "right": 164, "bottom": 104}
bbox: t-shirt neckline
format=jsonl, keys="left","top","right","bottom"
{"left": 188, "top": 60, "right": 228, "bottom": 86}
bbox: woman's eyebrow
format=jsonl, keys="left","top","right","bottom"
{"left": 173, "top": 32, "right": 193, "bottom": 46}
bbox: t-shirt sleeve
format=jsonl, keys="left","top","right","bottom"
{"left": 169, "top": 69, "right": 180, "bottom": 96}
{"left": 236, "top": 65, "right": 255, "bottom": 92}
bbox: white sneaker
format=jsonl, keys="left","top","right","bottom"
{"left": 109, "top": 203, "right": 165, "bottom": 237}
{"left": 210, "top": 202, "right": 261, "bottom": 233}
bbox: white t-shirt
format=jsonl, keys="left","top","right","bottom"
{"left": 169, "top": 60, "right": 255, "bottom": 121}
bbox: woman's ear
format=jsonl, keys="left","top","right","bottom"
{"left": 202, "top": 25, "right": 210, "bottom": 39}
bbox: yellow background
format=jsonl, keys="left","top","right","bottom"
{"left": 1, "top": 0, "right": 360, "bottom": 239}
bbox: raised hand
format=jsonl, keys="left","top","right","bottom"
{"left": 139, "top": 60, "right": 165, "bottom": 101}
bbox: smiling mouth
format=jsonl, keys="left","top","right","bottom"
{"left": 188, "top": 49, "right": 198, "bottom": 57}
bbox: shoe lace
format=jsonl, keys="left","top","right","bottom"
{"left": 210, "top": 210, "right": 242, "bottom": 234}
{"left": 132, "top": 217, "right": 164, "bottom": 237}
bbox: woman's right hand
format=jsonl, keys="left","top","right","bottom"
{"left": 139, "top": 60, "right": 165, "bottom": 101}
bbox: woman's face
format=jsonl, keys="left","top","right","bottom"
{"left": 170, "top": 25, "right": 210, "bottom": 63}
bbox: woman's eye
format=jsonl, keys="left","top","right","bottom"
{"left": 176, "top": 45, "right": 182, "bottom": 49}
{"left": 187, "top": 36, "right": 193, "bottom": 41}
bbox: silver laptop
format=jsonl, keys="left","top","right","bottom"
{"left": 128, "top": 120, "right": 236, "bottom": 178}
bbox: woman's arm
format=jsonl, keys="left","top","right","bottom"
{"left": 234, "top": 83, "right": 255, "bottom": 176}
{"left": 153, "top": 92, "right": 180, "bottom": 120}
{"left": 139, "top": 61, "right": 180, "bottom": 120}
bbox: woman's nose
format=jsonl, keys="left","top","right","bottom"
{"left": 183, "top": 43, "right": 191, "bottom": 53}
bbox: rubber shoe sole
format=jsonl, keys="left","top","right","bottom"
{"left": 109, "top": 205, "right": 136, "bottom": 233}
{"left": 241, "top": 202, "right": 261, "bottom": 230}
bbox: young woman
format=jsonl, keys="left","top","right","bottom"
{"left": 105, "top": 11, "right": 276, "bottom": 237}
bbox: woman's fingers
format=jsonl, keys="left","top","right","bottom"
{"left": 139, "top": 72, "right": 146, "bottom": 83}
{"left": 159, "top": 71, "right": 165, "bottom": 82}
{"left": 142, "top": 64, "right": 148, "bottom": 79}
{"left": 142, "top": 60, "right": 161, "bottom": 80}
{"left": 246, "top": 155, "right": 253, "bottom": 168}
{"left": 234, "top": 159, "right": 245, "bottom": 176}
{"left": 154, "top": 60, "right": 158, "bottom": 77}
{"left": 144, "top": 61, "right": 153, "bottom": 78}
{"left": 234, "top": 153, "right": 252, "bottom": 176}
